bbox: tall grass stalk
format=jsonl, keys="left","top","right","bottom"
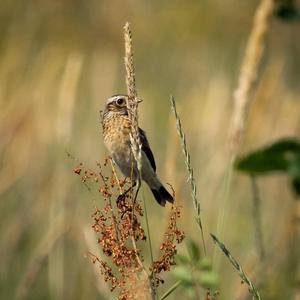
{"left": 251, "top": 176, "right": 265, "bottom": 261}
{"left": 141, "top": 188, "right": 154, "bottom": 267}
{"left": 160, "top": 280, "right": 182, "bottom": 300}
{"left": 170, "top": 96, "right": 206, "bottom": 255}
{"left": 124, "top": 22, "right": 156, "bottom": 299}
{"left": 211, "top": 234, "right": 261, "bottom": 300}
{"left": 123, "top": 22, "right": 142, "bottom": 182}
{"left": 16, "top": 213, "right": 70, "bottom": 300}
{"left": 229, "top": 0, "right": 274, "bottom": 151}
{"left": 213, "top": 154, "right": 235, "bottom": 269}
{"left": 215, "top": 0, "right": 274, "bottom": 269}
{"left": 49, "top": 53, "right": 83, "bottom": 300}
{"left": 141, "top": 188, "right": 159, "bottom": 300}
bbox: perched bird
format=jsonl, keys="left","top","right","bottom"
{"left": 102, "top": 94, "right": 174, "bottom": 206}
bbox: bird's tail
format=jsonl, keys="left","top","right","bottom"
{"left": 151, "top": 185, "right": 174, "bottom": 207}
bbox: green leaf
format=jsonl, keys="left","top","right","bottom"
{"left": 197, "top": 257, "right": 212, "bottom": 271}
{"left": 292, "top": 176, "right": 300, "bottom": 197}
{"left": 185, "top": 286, "right": 196, "bottom": 298}
{"left": 198, "top": 271, "right": 219, "bottom": 289}
{"left": 175, "top": 254, "right": 190, "bottom": 265}
{"left": 236, "top": 139, "right": 300, "bottom": 175}
{"left": 264, "top": 139, "right": 300, "bottom": 152}
{"left": 276, "top": 2, "right": 300, "bottom": 22}
{"left": 287, "top": 154, "right": 300, "bottom": 177}
{"left": 172, "top": 266, "right": 193, "bottom": 286}
{"left": 187, "top": 239, "right": 201, "bottom": 262}
{"left": 287, "top": 154, "right": 300, "bottom": 196}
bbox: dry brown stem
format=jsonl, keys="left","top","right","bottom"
{"left": 229, "top": 0, "right": 275, "bottom": 152}
{"left": 123, "top": 22, "right": 142, "bottom": 177}
{"left": 16, "top": 214, "right": 70, "bottom": 300}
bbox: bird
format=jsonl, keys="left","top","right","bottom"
{"left": 101, "top": 94, "right": 174, "bottom": 206}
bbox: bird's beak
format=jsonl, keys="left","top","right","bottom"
{"left": 137, "top": 99, "right": 143, "bottom": 103}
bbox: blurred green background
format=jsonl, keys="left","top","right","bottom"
{"left": 1, "top": 0, "right": 300, "bottom": 299}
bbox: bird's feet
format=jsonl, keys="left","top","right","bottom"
{"left": 116, "top": 181, "right": 137, "bottom": 218}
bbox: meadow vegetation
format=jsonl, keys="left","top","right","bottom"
{"left": 0, "top": 0, "right": 299, "bottom": 299}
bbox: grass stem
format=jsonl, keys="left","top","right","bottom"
{"left": 170, "top": 95, "right": 207, "bottom": 255}
{"left": 160, "top": 280, "right": 182, "bottom": 300}
{"left": 211, "top": 234, "right": 261, "bottom": 300}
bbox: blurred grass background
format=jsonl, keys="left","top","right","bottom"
{"left": 0, "top": 0, "right": 300, "bottom": 299}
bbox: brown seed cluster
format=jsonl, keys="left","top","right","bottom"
{"left": 151, "top": 205, "right": 185, "bottom": 286}
{"left": 74, "top": 158, "right": 185, "bottom": 298}
{"left": 74, "top": 159, "right": 148, "bottom": 298}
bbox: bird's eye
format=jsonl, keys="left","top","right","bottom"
{"left": 116, "top": 98, "right": 124, "bottom": 105}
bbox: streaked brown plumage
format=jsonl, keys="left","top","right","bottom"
{"left": 102, "top": 95, "right": 173, "bottom": 206}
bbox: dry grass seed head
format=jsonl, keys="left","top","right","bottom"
{"left": 151, "top": 205, "right": 184, "bottom": 286}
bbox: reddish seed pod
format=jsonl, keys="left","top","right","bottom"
{"left": 73, "top": 166, "right": 82, "bottom": 175}
{"left": 75, "top": 157, "right": 184, "bottom": 297}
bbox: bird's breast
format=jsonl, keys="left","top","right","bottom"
{"left": 102, "top": 115, "right": 133, "bottom": 175}
{"left": 103, "top": 116, "right": 131, "bottom": 148}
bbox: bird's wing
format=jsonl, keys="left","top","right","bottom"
{"left": 139, "top": 128, "right": 156, "bottom": 172}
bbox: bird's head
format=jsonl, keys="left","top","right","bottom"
{"left": 104, "top": 94, "right": 129, "bottom": 115}
{"left": 102, "top": 94, "right": 143, "bottom": 118}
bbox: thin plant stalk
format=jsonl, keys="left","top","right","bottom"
{"left": 213, "top": 154, "right": 235, "bottom": 268}
{"left": 251, "top": 176, "right": 265, "bottom": 261}
{"left": 211, "top": 234, "right": 261, "bottom": 300}
{"left": 229, "top": 0, "right": 275, "bottom": 151}
{"left": 49, "top": 53, "right": 83, "bottom": 300}
{"left": 123, "top": 22, "right": 142, "bottom": 182}
{"left": 170, "top": 96, "right": 206, "bottom": 255}
{"left": 123, "top": 22, "right": 156, "bottom": 300}
{"left": 215, "top": 0, "right": 274, "bottom": 269}
{"left": 16, "top": 214, "right": 70, "bottom": 300}
{"left": 141, "top": 189, "right": 158, "bottom": 300}
{"left": 141, "top": 188, "right": 155, "bottom": 267}
{"left": 160, "top": 280, "right": 182, "bottom": 300}
{"left": 109, "top": 158, "right": 123, "bottom": 194}
{"left": 123, "top": 22, "right": 143, "bottom": 225}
